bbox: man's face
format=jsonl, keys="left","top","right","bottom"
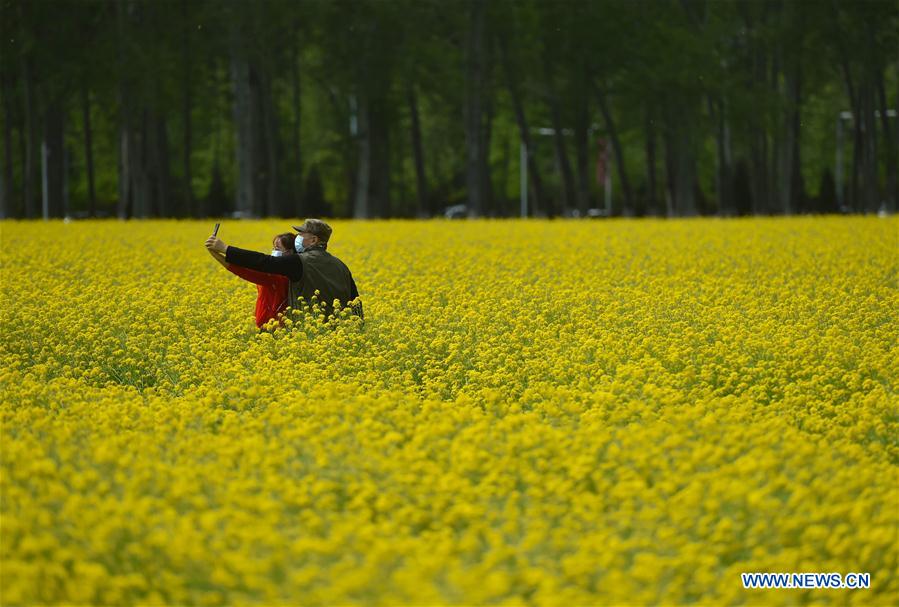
{"left": 299, "top": 231, "right": 318, "bottom": 248}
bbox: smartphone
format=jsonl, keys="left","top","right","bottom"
{"left": 212, "top": 223, "right": 220, "bottom": 238}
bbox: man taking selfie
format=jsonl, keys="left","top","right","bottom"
{"left": 205, "top": 218, "right": 363, "bottom": 321}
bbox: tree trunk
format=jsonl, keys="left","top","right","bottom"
{"left": 673, "top": 129, "right": 696, "bottom": 217}
{"left": 182, "top": 0, "right": 193, "bottom": 216}
{"left": 663, "top": 100, "right": 696, "bottom": 217}
{"left": 21, "top": 56, "right": 36, "bottom": 219}
{"left": 776, "top": 68, "right": 798, "bottom": 216}
{"left": 645, "top": 105, "right": 659, "bottom": 216}
{"left": 739, "top": 4, "right": 769, "bottom": 216}
{"left": 787, "top": 62, "right": 802, "bottom": 214}
{"left": 546, "top": 69, "right": 576, "bottom": 215}
{"left": 595, "top": 83, "right": 634, "bottom": 215}
{"left": 662, "top": 123, "right": 675, "bottom": 217}
{"left": 876, "top": 66, "right": 897, "bottom": 213}
{"left": 117, "top": 120, "right": 132, "bottom": 219}
{"left": 151, "top": 111, "right": 171, "bottom": 216}
{"left": 291, "top": 33, "right": 302, "bottom": 216}
{"left": 482, "top": 44, "right": 495, "bottom": 217}
{"left": 350, "top": 90, "right": 392, "bottom": 219}
{"left": 231, "top": 37, "right": 255, "bottom": 217}
{"left": 849, "top": 104, "right": 862, "bottom": 212}
{"left": 1, "top": 73, "right": 14, "bottom": 219}
{"left": 81, "top": 84, "right": 96, "bottom": 217}
{"left": 830, "top": 1, "right": 859, "bottom": 211}
{"left": 137, "top": 114, "right": 151, "bottom": 218}
{"left": 776, "top": 2, "right": 803, "bottom": 215}
{"left": 499, "top": 36, "right": 545, "bottom": 216}
{"left": 202, "top": 61, "right": 225, "bottom": 218}
{"left": 750, "top": 48, "right": 769, "bottom": 215}
{"left": 259, "top": 70, "right": 282, "bottom": 217}
{"left": 859, "top": 15, "right": 880, "bottom": 213}
{"left": 17, "top": 110, "right": 25, "bottom": 216}
{"left": 41, "top": 101, "right": 65, "bottom": 218}
{"left": 353, "top": 93, "right": 371, "bottom": 219}
{"left": 408, "top": 86, "right": 428, "bottom": 217}
{"left": 63, "top": 142, "right": 70, "bottom": 217}
{"left": 749, "top": 92, "right": 768, "bottom": 216}
{"left": 497, "top": 137, "right": 510, "bottom": 216}
{"left": 116, "top": 0, "right": 134, "bottom": 219}
{"left": 770, "top": 33, "right": 785, "bottom": 214}
{"left": 574, "top": 84, "right": 591, "bottom": 216}
{"left": 464, "top": 0, "right": 487, "bottom": 217}
{"left": 707, "top": 96, "right": 730, "bottom": 216}
{"left": 858, "top": 73, "right": 878, "bottom": 213}
{"left": 131, "top": 109, "right": 150, "bottom": 218}
{"left": 370, "top": 98, "right": 390, "bottom": 218}
{"left": 723, "top": 99, "right": 734, "bottom": 211}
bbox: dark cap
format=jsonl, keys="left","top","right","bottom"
{"left": 291, "top": 218, "right": 332, "bottom": 242}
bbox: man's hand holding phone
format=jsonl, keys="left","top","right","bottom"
{"left": 205, "top": 237, "right": 227, "bottom": 253}
{"left": 205, "top": 223, "right": 227, "bottom": 254}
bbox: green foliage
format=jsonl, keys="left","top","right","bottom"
{"left": 0, "top": 0, "right": 897, "bottom": 218}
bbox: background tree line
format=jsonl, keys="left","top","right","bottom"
{"left": 0, "top": 0, "right": 897, "bottom": 220}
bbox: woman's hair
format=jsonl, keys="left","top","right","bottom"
{"left": 273, "top": 233, "right": 296, "bottom": 254}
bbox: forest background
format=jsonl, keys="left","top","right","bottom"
{"left": 1, "top": 0, "right": 897, "bottom": 221}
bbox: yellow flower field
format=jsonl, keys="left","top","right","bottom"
{"left": 1, "top": 217, "right": 897, "bottom": 605}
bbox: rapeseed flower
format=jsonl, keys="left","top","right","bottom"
{"left": 1, "top": 217, "right": 897, "bottom": 605}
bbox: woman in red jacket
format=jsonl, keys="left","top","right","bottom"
{"left": 208, "top": 233, "right": 295, "bottom": 330}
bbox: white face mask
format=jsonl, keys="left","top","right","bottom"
{"left": 271, "top": 249, "right": 283, "bottom": 257}
{"left": 294, "top": 235, "right": 305, "bottom": 253}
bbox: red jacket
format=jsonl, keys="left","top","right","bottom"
{"left": 226, "top": 264, "right": 290, "bottom": 328}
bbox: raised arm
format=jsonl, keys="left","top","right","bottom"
{"left": 208, "top": 248, "right": 229, "bottom": 269}
{"left": 225, "top": 246, "right": 303, "bottom": 282}
{"left": 208, "top": 248, "right": 271, "bottom": 286}
{"left": 205, "top": 237, "right": 303, "bottom": 282}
